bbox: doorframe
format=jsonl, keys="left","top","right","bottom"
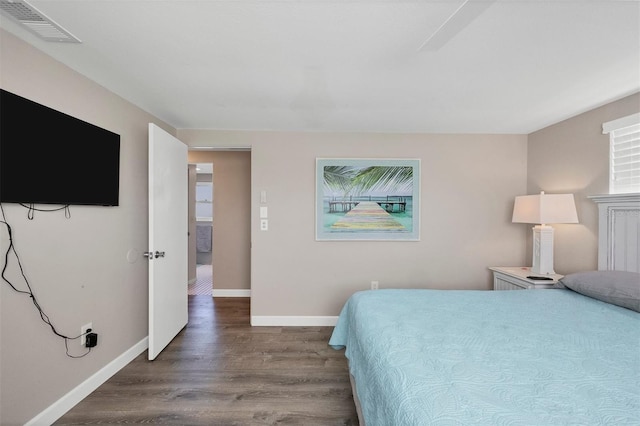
{"left": 187, "top": 147, "right": 252, "bottom": 300}
{"left": 188, "top": 163, "right": 214, "bottom": 291}
{"left": 187, "top": 164, "right": 198, "bottom": 287}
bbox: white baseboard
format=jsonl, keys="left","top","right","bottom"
{"left": 251, "top": 316, "right": 338, "bottom": 326}
{"left": 212, "top": 289, "right": 251, "bottom": 297}
{"left": 26, "top": 337, "right": 149, "bottom": 426}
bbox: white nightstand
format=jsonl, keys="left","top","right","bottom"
{"left": 489, "top": 266, "right": 563, "bottom": 290}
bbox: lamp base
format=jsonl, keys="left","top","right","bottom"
{"left": 531, "top": 225, "right": 555, "bottom": 275}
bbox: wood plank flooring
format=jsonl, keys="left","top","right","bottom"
{"left": 55, "top": 296, "right": 358, "bottom": 425}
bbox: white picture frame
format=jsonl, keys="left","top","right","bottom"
{"left": 315, "top": 158, "right": 420, "bottom": 241}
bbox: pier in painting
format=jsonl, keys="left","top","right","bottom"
{"left": 328, "top": 195, "right": 407, "bottom": 213}
{"left": 330, "top": 202, "right": 406, "bottom": 231}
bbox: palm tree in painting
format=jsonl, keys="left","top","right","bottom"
{"left": 322, "top": 166, "right": 359, "bottom": 195}
{"left": 352, "top": 166, "right": 413, "bottom": 194}
{"left": 323, "top": 165, "right": 412, "bottom": 197}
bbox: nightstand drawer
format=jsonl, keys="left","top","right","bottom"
{"left": 494, "top": 276, "right": 527, "bottom": 290}
{"left": 489, "top": 267, "right": 562, "bottom": 290}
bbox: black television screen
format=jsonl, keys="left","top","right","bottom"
{"left": 0, "top": 89, "right": 120, "bottom": 206}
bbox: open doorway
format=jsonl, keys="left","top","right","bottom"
{"left": 191, "top": 164, "right": 213, "bottom": 295}
{"left": 187, "top": 163, "right": 214, "bottom": 295}
{"left": 187, "top": 150, "right": 251, "bottom": 298}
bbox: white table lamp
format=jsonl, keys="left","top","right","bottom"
{"left": 512, "top": 191, "right": 578, "bottom": 275}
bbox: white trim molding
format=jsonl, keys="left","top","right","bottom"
{"left": 588, "top": 193, "right": 640, "bottom": 204}
{"left": 251, "top": 316, "right": 338, "bottom": 327}
{"left": 26, "top": 337, "right": 149, "bottom": 426}
{"left": 212, "top": 289, "right": 251, "bottom": 297}
{"left": 602, "top": 112, "right": 640, "bottom": 134}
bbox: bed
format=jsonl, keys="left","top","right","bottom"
{"left": 329, "top": 195, "right": 640, "bottom": 425}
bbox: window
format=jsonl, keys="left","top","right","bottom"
{"left": 603, "top": 113, "right": 640, "bottom": 194}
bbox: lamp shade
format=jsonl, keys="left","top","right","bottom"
{"left": 512, "top": 191, "right": 578, "bottom": 225}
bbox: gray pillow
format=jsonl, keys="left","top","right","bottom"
{"left": 558, "top": 270, "right": 640, "bottom": 312}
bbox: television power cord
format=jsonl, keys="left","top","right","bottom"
{"left": 0, "top": 203, "right": 91, "bottom": 358}
{"left": 19, "top": 203, "right": 71, "bottom": 220}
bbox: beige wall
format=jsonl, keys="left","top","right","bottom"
{"left": 178, "top": 130, "right": 529, "bottom": 317}
{"left": 187, "top": 151, "right": 252, "bottom": 290}
{"left": 0, "top": 30, "right": 175, "bottom": 425}
{"left": 527, "top": 93, "right": 640, "bottom": 274}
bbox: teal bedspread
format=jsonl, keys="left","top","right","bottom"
{"left": 329, "top": 289, "right": 640, "bottom": 425}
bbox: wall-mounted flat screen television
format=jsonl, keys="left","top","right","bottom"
{"left": 0, "top": 89, "right": 120, "bottom": 206}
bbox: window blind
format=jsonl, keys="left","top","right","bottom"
{"left": 603, "top": 113, "right": 640, "bottom": 194}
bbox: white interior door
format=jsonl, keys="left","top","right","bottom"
{"left": 148, "top": 123, "right": 188, "bottom": 360}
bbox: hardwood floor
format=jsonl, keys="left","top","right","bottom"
{"left": 55, "top": 296, "right": 358, "bottom": 425}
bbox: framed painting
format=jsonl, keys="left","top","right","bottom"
{"left": 316, "top": 158, "right": 420, "bottom": 241}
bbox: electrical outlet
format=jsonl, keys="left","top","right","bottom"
{"left": 81, "top": 322, "right": 92, "bottom": 347}
{"left": 371, "top": 281, "right": 379, "bottom": 290}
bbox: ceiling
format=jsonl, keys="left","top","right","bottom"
{"left": 1, "top": 0, "right": 639, "bottom": 134}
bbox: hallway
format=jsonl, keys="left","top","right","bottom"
{"left": 189, "top": 264, "right": 213, "bottom": 296}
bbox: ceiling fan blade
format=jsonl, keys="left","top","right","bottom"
{"left": 418, "top": 0, "right": 496, "bottom": 52}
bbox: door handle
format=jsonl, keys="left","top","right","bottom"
{"left": 154, "top": 251, "right": 166, "bottom": 259}
{"left": 143, "top": 251, "right": 154, "bottom": 260}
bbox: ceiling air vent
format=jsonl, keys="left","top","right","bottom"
{"left": 0, "top": 0, "right": 80, "bottom": 43}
